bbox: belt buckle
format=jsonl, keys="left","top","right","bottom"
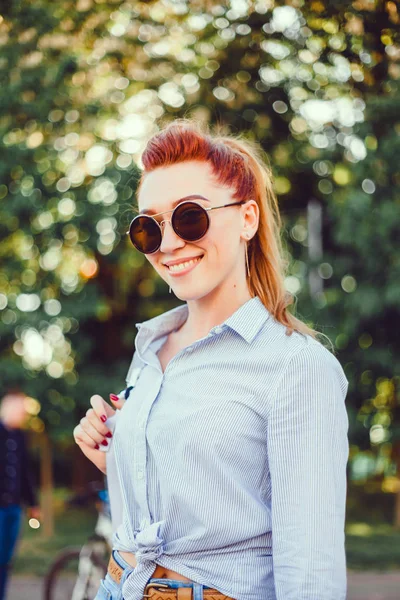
{"left": 143, "top": 582, "right": 170, "bottom": 597}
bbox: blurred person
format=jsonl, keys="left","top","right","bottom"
{"left": 0, "top": 391, "right": 40, "bottom": 600}
{"left": 74, "top": 119, "right": 349, "bottom": 600}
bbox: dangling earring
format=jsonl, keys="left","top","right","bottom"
{"left": 169, "top": 285, "right": 172, "bottom": 294}
{"left": 245, "top": 242, "right": 250, "bottom": 278}
{"left": 244, "top": 234, "right": 250, "bottom": 278}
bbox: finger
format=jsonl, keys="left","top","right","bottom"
{"left": 85, "top": 408, "right": 112, "bottom": 437}
{"left": 90, "top": 394, "right": 115, "bottom": 422}
{"left": 80, "top": 416, "right": 109, "bottom": 444}
{"left": 73, "top": 424, "right": 100, "bottom": 450}
{"left": 109, "top": 393, "right": 126, "bottom": 411}
{"left": 73, "top": 424, "right": 82, "bottom": 443}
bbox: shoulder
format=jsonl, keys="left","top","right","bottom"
{"left": 258, "top": 312, "right": 348, "bottom": 388}
{"left": 291, "top": 336, "right": 348, "bottom": 389}
{"left": 268, "top": 335, "right": 349, "bottom": 415}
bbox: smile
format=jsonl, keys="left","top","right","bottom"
{"left": 166, "top": 256, "right": 203, "bottom": 275}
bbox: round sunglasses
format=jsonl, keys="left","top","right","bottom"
{"left": 127, "top": 198, "right": 249, "bottom": 254}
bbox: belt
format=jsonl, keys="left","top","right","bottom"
{"left": 107, "top": 554, "right": 234, "bottom": 600}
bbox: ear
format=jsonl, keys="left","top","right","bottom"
{"left": 241, "top": 200, "right": 259, "bottom": 239}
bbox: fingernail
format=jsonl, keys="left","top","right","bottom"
{"left": 95, "top": 444, "right": 100, "bottom": 450}
{"left": 100, "top": 415, "right": 107, "bottom": 423}
{"left": 109, "top": 394, "right": 119, "bottom": 402}
{"left": 101, "top": 440, "right": 108, "bottom": 446}
{"left": 105, "top": 431, "right": 112, "bottom": 438}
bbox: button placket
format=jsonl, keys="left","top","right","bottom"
{"left": 133, "top": 369, "right": 163, "bottom": 517}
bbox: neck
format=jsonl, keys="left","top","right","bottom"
{"left": 179, "top": 280, "right": 253, "bottom": 344}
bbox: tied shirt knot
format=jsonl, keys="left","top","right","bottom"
{"left": 134, "top": 520, "right": 165, "bottom": 563}
{"left": 121, "top": 520, "right": 166, "bottom": 600}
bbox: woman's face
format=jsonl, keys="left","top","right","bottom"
{"left": 137, "top": 160, "right": 258, "bottom": 302}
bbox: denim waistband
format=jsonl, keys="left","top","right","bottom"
{"left": 112, "top": 550, "right": 213, "bottom": 590}
{"left": 113, "top": 549, "right": 135, "bottom": 571}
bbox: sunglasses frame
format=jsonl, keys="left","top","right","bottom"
{"left": 126, "top": 198, "right": 250, "bottom": 254}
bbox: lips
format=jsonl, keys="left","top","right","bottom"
{"left": 163, "top": 255, "right": 204, "bottom": 268}
{"left": 167, "top": 256, "right": 203, "bottom": 272}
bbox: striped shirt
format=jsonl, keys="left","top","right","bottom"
{"left": 107, "top": 295, "right": 349, "bottom": 600}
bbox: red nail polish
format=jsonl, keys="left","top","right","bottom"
{"left": 101, "top": 440, "right": 108, "bottom": 446}
{"left": 105, "top": 432, "right": 112, "bottom": 438}
{"left": 109, "top": 394, "right": 119, "bottom": 402}
{"left": 95, "top": 444, "right": 100, "bottom": 450}
{"left": 100, "top": 415, "right": 107, "bottom": 423}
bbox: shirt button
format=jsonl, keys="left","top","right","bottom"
{"left": 137, "top": 470, "right": 144, "bottom": 480}
{"left": 214, "top": 326, "right": 223, "bottom": 334}
{"left": 7, "top": 452, "right": 17, "bottom": 464}
{"left": 6, "top": 439, "right": 17, "bottom": 451}
{"left": 6, "top": 466, "right": 16, "bottom": 478}
{"left": 186, "top": 347, "right": 193, "bottom": 354}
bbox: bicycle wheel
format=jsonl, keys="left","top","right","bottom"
{"left": 44, "top": 546, "right": 108, "bottom": 600}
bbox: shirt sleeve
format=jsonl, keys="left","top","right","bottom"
{"left": 267, "top": 340, "right": 349, "bottom": 600}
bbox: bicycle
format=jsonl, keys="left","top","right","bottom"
{"left": 43, "top": 483, "right": 113, "bottom": 600}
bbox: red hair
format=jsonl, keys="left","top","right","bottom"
{"left": 137, "top": 119, "right": 329, "bottom": 345}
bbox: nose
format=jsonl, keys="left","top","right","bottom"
{"left": 159, "top": 220, "right": 185, "bottom": 254}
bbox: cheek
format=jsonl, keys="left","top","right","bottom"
{"left": 210, "top": 211, "right": 241, "bottom": 239}
{"left": 203, "top": 240, "right": 237, "bottom": 275}
{"left": 207, "top": 220, "right": 240, "bottom": 258}
{"left": 146, "top": 255, "right": 157, "bottom": 268}
{"left": 147, "top": 254, "right": 164, "bottom": 277}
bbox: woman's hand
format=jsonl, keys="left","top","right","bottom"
{"left": 73, "top": 394, "right": 122, "bottom": 474}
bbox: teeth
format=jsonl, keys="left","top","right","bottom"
{"left": 168, "top": 257, "right": 201, "bottom": 272}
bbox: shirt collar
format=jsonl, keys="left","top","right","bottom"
{"left": 223, "top": 296, "right": 270, "bottom": 343}
{"left": 135, "top": 295, "right": 270, "bottom": 349}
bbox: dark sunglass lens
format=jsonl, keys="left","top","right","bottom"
{"left": 129, "top": 216, "right": 161, "bottom": 253}
{"left": 172, "top": 202, "right": 209, "bottom": 241}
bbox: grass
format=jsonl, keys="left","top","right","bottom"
{"left": 13, "top": 508, "right": 97, "bottom": 576}
{"left": 12, "top": 506, "right": 400, "bottom": 575}
{"left": 346, "top": 522, "right": 400, "bottom": 571}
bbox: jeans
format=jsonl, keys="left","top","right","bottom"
{"left": 95, "top": 550, "right": 214, "bottom": 600}
{"left": 0, "top": 505, "right": 22, "bottom": 600}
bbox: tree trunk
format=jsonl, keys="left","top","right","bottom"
{"left": 40, "top": 432, "right": 54, "bottom": 538}
{"left": 394, "top": 462, "right": 400, "bottom": 530}
{"left": 395, "top": 489, "right": 400, "bottom": 529}
{"left": 71, "top": 443, "right": 104, "bottom": 492}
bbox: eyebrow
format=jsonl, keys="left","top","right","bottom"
{"left": 139, "top": 194, "right": 210, "bottom": 216}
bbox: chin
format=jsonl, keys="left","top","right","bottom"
{"left": 172, "top": 289, "right": 206, "bottom": 302}
{"left": 170, "top": 282, "right": 217, "bottom": 302}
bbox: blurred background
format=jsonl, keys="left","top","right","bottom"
{"left": 0, "top": 0, "right": 399, "bottom": 597}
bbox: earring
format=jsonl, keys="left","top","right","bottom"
{"left": 169, "top": 285, "right": 172, "bottom": 294}
{"left": 245, "top": 240, "right": 250, "bottom": 278}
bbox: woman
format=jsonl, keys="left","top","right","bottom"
{"left": 73, "top": 119, "right": 349, "bottom": 600}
